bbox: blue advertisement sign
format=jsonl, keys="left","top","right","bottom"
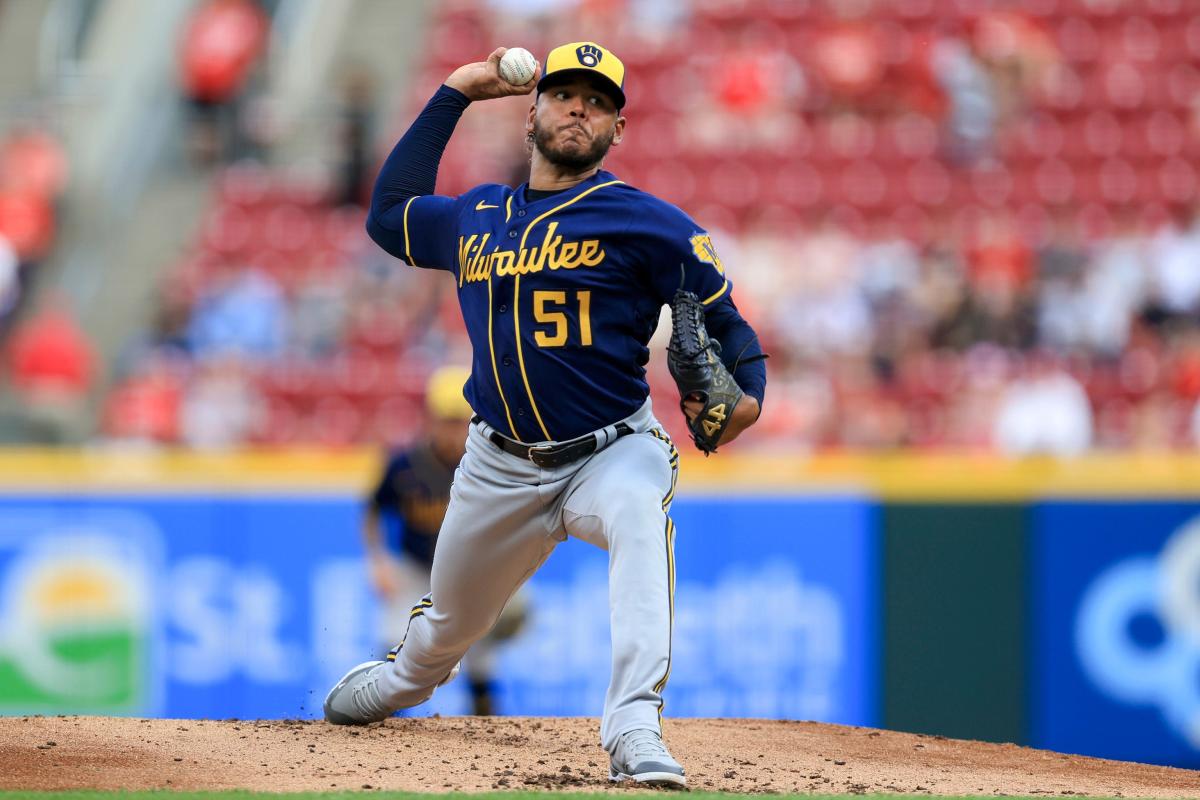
{"left": 496, "top": 496, "right": 878, "bottom": 726}
{"left": 0, "top": 497, "right": 370, "bottom": 720}
{"left": 1032, "top": 501, "right": 1200, "bottom": 768}
{"left": 0, "top": 493, "right": 877, "bottom": 725}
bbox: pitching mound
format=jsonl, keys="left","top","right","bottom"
{"left": 2, "top": 715, "right": 1198, "bottom": 796}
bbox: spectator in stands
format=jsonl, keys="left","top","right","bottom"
{"left": 811, "top": 5, "right": 886, "bottom": 110}
{"left": 188, "top": 268, "right": 288, "bottom": 360}
{"left": 973, "top": 9, "right": 1061, "bottom": 125}
{"left": 0, "top": 181, "right": 55, "bottom": 267}
{"left": 0, "top": 234, "right": 19, "bottom": 329}
{"left": 0, "top": 125, "right": 68, "bottom": 330}
{"left": 1146, "top": 206, "right": 1200, "bottom": 321}
{"left": 333, "top": 66, "right": 376, "bottom": 208}
{"left": 929, "top": 31, "right": 997, "bottom": 164}
{"left": 178, "top": 0, "right": 270, "bottom": 165}
{"left": 778, "top": 216, "right": 871, "bottom": 358}
{"left": 628, "top": 0, "right": 688, "bottom": 47}
{"left": 101, "top": 353, "right": 186, "bottom": 446}
{"left": 291, "top": 272, "right": 346, "bottom": 358}
{"left": 180, "top": 355, "right": 263, "bottom": 448}
{"left": 992, "top": 350, "right": 1093, "bottom": 456}
{"left": 0, "top": 125, "right": 68, "bottom": 202}
{"left": 1033, "top": 212, "right": 1090, "bottom": 352}
{"left": 1076, "top": 211, "right": 1147, "bottom": 356}
{"left": 6, "top": 298, "right": 96, "bottom": 443}
{"left": 681, "top": 24, "right": 804, "bottom": 152}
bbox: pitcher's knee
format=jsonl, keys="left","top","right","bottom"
{"left": 607, "top": 498, "right": 669, "bottom": 546}
{"left": 606, "top": 484, "right": 663, "bottom": 520}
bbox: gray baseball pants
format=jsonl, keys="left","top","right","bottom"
{"left": 376, "top": 398, "right": 679, "bottom": 752}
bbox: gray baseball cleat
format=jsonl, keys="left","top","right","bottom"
{"left": 324, "top": 660, "right": 394, "bottom": 725}
{"left": 324, "top": 659, "right": 462, "bottom": 725}
{"left": 608, "top": 728, "right": 686, "bottom": 787}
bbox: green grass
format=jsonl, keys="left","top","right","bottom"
{"left": 0, "top": 793, "right": 1128, "bottom": 800}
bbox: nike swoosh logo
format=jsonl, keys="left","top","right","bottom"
{"left": 475, "top": 201, "right": 499, "bottom": 211}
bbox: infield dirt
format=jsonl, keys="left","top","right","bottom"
{"left": 1, "top": 716, "right": 1197, "bottom": 796}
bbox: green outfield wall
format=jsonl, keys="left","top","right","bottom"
{"left": 882, "top": 504, "right": 1027, "bottom": 744}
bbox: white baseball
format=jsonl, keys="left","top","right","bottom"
{"left": 499, "top": 47, "right": 537, "bottom": 86}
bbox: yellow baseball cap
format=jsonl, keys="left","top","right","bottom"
{"left": 536, "top": 41, "right": 626, "bottom": 110}
{"left": 425, "top": 365, "right": 473, "bottom": 421}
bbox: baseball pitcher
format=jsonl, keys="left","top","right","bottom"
{"left": 324, "top": 42, "right": 768, "bottom": 788}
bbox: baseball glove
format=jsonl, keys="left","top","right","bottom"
{"left": 667, "top": 289, "right": 744, "bottom": 454}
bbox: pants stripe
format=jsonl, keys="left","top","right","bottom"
{"left": 652, "top": 515, "right": 676, "bottom": 727}
{"left": 649, "top": 428, "right": 680, "bottom": 512}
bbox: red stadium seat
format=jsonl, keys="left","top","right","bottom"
{"left": 1159, "top": 158, "right": 1198, "bottom": 205}
{"left": 770, "top": 162, "right": 823, "bottom": 210}
{"left": 1014, "top": 113, "right": 1064, "bottom": 162}
{"left": 1076, "top": 202, "right": 1114, "bottom": 239}
{"left": 1034, "top": 159, "right": 1076, "bottom": 205}
{"left": 971, "top": 166, "right": 1014, "bottom": 208}
{"left": 1097, "top": 158, "right": 1139, "bottom": 205}
{"left": 1054, "top": 17, "right": 1100, "bottom": 64}
{"left": 1106, "top": 16, "right": 1161, "bottom": 62}
{"left": 1103, "top": 62, "right": 1147, "bottom": 111}
{"left": 216, "top": 161, "right": 271, "bottom": 208}
{"left": 307, "top": 396, "right": 364, "bottom": 446}
{"left": 641, "top": 162, "right": 698, "bottom": 207}
{"left": 1167, "top": 64, "right": 1200, "bottom": 109}
{"left": 371, "top": 396, "right": 425, "bottom": 446}
{"left": 906, "top": 159, "right": 952, "bottom": 207}
{"left": 1082, "top": 111, "right": 1123, "bottom": 159}
{"left": 839, "top": 161, "right": 889, "bottom": 210}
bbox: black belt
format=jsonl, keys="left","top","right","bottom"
{"left": 472, "top": 416, "right": 634, "bottom": 468}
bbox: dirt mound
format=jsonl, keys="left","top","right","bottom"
{"left": 2, "top": 715, "right": 1197, "bottom": 796}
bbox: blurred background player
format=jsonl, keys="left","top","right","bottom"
{"left": 363, "top": 364, "right": 527, "bottom": 716}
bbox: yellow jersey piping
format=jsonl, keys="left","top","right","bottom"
{"left": 702, "top": 279, "right": 730, "bottom": 306}
{"left": 514, "top": 179, "right": 625, "bottom": 441}
{"left": 403, "top": 196, "right": 419, "bottom": 266}
{"left": 653, "top": 515, "right": 676, "bottom": 724}
{"left": 487, "top": 274, "right": 519, "bottom": 439}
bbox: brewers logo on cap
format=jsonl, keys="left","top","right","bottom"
{"left": 576, "top": 44, "right": 602, "bottom": 67}
{"left": 537, "top": 41, "right": 626, "bottom": 109}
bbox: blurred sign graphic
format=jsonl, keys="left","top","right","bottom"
{"left": 1033, "top": 502, "right": 1200, "bottom": 769}
{"left": 497, "top": 497, "right": 878, "bottom": 725}
{"left": 0, "top": 493, "right": 877, "bottom": 724}
{"left": 0, "top": 511, "right": 161, "bottom": 713}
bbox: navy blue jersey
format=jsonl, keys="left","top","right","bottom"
{"left": 383, "top": 170, "right": 732, "bottom": 442}
{"left": 369, "top": 443, "right": 454, "bottom": 566}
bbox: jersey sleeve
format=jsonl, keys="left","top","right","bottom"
{"left": 366, "top": 195, "right": 460, "bottom": 272}
{"left": 369, "top": 453, "right": 408, "bottom": 509}
{"left": 626, "top": 200, "right": 732, "bottom": 307}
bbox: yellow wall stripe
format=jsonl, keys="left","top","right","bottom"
{"left": 3, "top": 450, "right": 1200, "bottom": 499}
{"left": 487, "top": 275, "right": 519, "bottom": 439}
{"left": 514, "top": 180, "right": 625, "bottom": 442}
{"left": 402, "top": 196, "right": 420, "bottom": 267}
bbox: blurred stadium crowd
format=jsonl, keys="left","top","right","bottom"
{"left": 7, "top": 0, "right": 1200, "bottom": 453}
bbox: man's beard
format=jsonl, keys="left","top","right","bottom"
{"left": 533, "top": 120, "right": 614, "bottom": 170}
